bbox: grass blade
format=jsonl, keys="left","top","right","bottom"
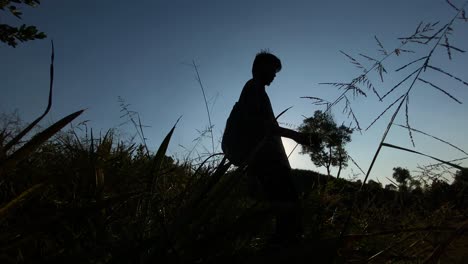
{"left": 418, "top": 78, "right": 462, "bottom": 104}
{"left": 404, "top": 95, "right": 415, "bottom": 147}
{"left": 395, "top": 56, "right": 428, "bottom": 72}
{"left": 340, "top": 50, "right": 364, "bottom": 70}
{"left": 446, "top": 0, "right": 460, "bottom": 11}
{"left": 192, "top": 61, "right": 215, "bottom": 154}
{"left": 366, "top": 94, "right": 405, "bottom": 130}
{"left": 276, "top": 106, "right": 293, "bottom": 120}
{"left": 427, "top": 65, "right": 468, "bottom": 86}
{"left": 395, "top": 124, "right": 468, "bottom": 156}
{"left": 374, "top": 36, "right": 388, "bottom": 55}
{"left": 4, "top": 41, "right": 55, "bottom": 151}
{"left": 151, "top": 116, "right": 181, "bottom": 179}
{"left": 439, "top": 43, "right": 466, "bottom": 53}
{"left": 382, "top": 142, "right": 466, "bottom": 170}
{"left": 0, "top": 109, "right": 84, "bottom": 175}
{"left": 0, "top": 184, "right": 44, "bottom": 220}
{"left": 381, "top": 68, "right": 419, "bottom": 100}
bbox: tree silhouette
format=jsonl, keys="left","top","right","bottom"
{"left": 367, "top": 179, "right": 382, "bottom": 190}
{"left": 299, "top": 110, "right": 353, "bottom": 178}
{"left": 392, "top": 167, "right": 411, "bottom": 190}
{"left": 454, "top": 168, "right": 468, "bottom": 186}
{"left": 0, "top": 0, "right": 46, "bottom": 47}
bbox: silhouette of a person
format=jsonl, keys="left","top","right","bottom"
{"left": 238, "top": 51, "right": 319, "bottom": 242}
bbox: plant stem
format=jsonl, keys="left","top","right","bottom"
{"left": 192, "top": 61, "right": 215, "bottom": 155}
{"left": 363, "top": 2, "right": 467, "bottom": 186}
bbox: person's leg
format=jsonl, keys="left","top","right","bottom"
{"left": 271, "top": 168, "right": 303, "bottom": 241}
{"left": 253, "top": 165, "right": 302, "bottom": 242}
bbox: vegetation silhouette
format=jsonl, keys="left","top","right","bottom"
{"left": 1, "top": 1, "right": 468, "bottom": 263}
{"left": 0, "top": 1, "right": 46, "bottom": 48}
{"left": 298, "top": 110, "right": 353, "bottom": 178}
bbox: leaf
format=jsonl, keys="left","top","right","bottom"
{"left": 276, "top": 106, "right": 293, "bottom": 120}
{"left": 319, "top": 82, "right": 349, "bottom": 89}
{"left": 360, "top": 76, "right": 381, "bottom": 101}
{"left": 395, "top": 124, "right": 468, "bottom": 156}
{"left": 439, "top": 43, "right": 466, "bottom": 53}
{"left": 8, "top": 5, "right": 23, "bottom": 19}
{"left": 0, "top": 109, "right": 85, "bottom": 176}
{"left": 381, "top": 68, "right": 419, "bottom": 100}
{"left": 347, "top": 154, "right": 365, "bottom": 175}
{"left": 395, "top": 56, "right": 428, "bottom": 72}
{"left": 349, "top": 84, "right": 367, "bottom": 97}
{"left": 394, "top": 48, "right": 415, "bottom": 56}
{"left": 4, "top": 41, "right": 54, "bottom": 151}
{"left": 376, "top": 63, "right": 387, "bottom": 82}
{"left": 399, "top": 49, "right": 415, "bottom": 54}
{"left": 423, "top": 22, "right": 435, "bottom": 32}
{"left": 399, "top": 21, "right": 440, "bottom": 44}
{"left": 359, "top": 53, "right": 378, "bottom": 62}
{"left": 404, "top": 96, "right": 415, "bottom": 147}
{"left": 340, "top": 51, "right": 364, "bottom": 70}
{"left": 151, "top": 116, "right": 182, "bottom": 180}
{"left": 0, "top": 184, "right": 44, "bottom": 220}
{"left": 374, "top": 36, "right": 387, "bottom": 56}
{"left": 418, "top": 78, "right": 462, "bottom": 104}
{"left": 427, "top": 65, "right": 468, "bottom": 86}
{"left": 446, "top": 0, "right": 460, "bottom": 11}
{"left": 414, "top": 21, "right": 423, "bottom": 34}
{"left": 366, "top": 94, "right": 405, "bottom": 130}
{"left": 424, "top": 24, "right": 447, "bottom": 44}
{"left": 444, "top": 34, "right": 452, "bottom": 60}
{"left": 343, "top": 96, "right": 362, "bottom": 131}
{"left": 382, "top": 143, "right": 465, "bottom": 170}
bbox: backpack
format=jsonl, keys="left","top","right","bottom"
{"left": 221, "top": 102, "right": 253, "bottom": 166}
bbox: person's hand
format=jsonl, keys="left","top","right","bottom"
{"left": 294, "top": 132, "right": 321, "bottom": 148}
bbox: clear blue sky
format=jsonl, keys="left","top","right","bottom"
{"left": 1, "top": 0, "right": 467, "bottom": 184}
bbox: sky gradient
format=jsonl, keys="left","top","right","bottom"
{"left": 1, "top": 0, "right": 468, "bottom": 184}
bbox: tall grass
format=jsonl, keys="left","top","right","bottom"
{"left": 1, "top": 2, "right": 468, "bottom": 263}
{"left": 313, "top": 1, "right": 468, "bottom": 184}
{"left": 0, "top": 42, "right": 84, "bottom": 220}
{"left": 302, "top": 1, "right": 468, "bottom": 262}
{"left": 1, "top": 109, "right": 467, "bottom": 263}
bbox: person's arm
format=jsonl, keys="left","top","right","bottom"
{"left": 273, "top": 125, "right": 321, "bottom": 147}
{"left": 275, "top": 126, "right": 299, "bottom": 140}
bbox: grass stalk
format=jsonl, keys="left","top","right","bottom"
{"left": 192, "top": 60, "right": 215, "bottom": 155}
{"left": 4, "top": 40, "right": 54, "bottom": 152}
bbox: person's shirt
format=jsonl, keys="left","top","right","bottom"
{"left": 238, "top": 79, "right": 276, "bottom": 139}
{"left": 238, "top": 78, "right": 290, "bottom": 168}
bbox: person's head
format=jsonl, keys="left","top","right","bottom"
{"left": 252, "top": 50, "right": 282, "bottom": 86}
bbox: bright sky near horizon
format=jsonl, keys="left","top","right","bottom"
{"left": 1, "top": 0, "right": 468, "bottom": 185}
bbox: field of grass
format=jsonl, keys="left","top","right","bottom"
{"left": 1, "top": 2, "right": 467, "bottom": 262}
{"left": 1, "top": 117, "right": 467, "bottom": 263}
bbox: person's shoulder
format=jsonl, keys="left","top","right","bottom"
{"left": 242, "top": 79, "right": 263, "bottom": 94}
{"left": 240, "top": 79, "right": 254, "bottom": 96}
{"left": 240, "top": 78, "right": 265, "bottom": 105}
{"left": 243, "top": 78, "right": 255, "bottom": 89}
